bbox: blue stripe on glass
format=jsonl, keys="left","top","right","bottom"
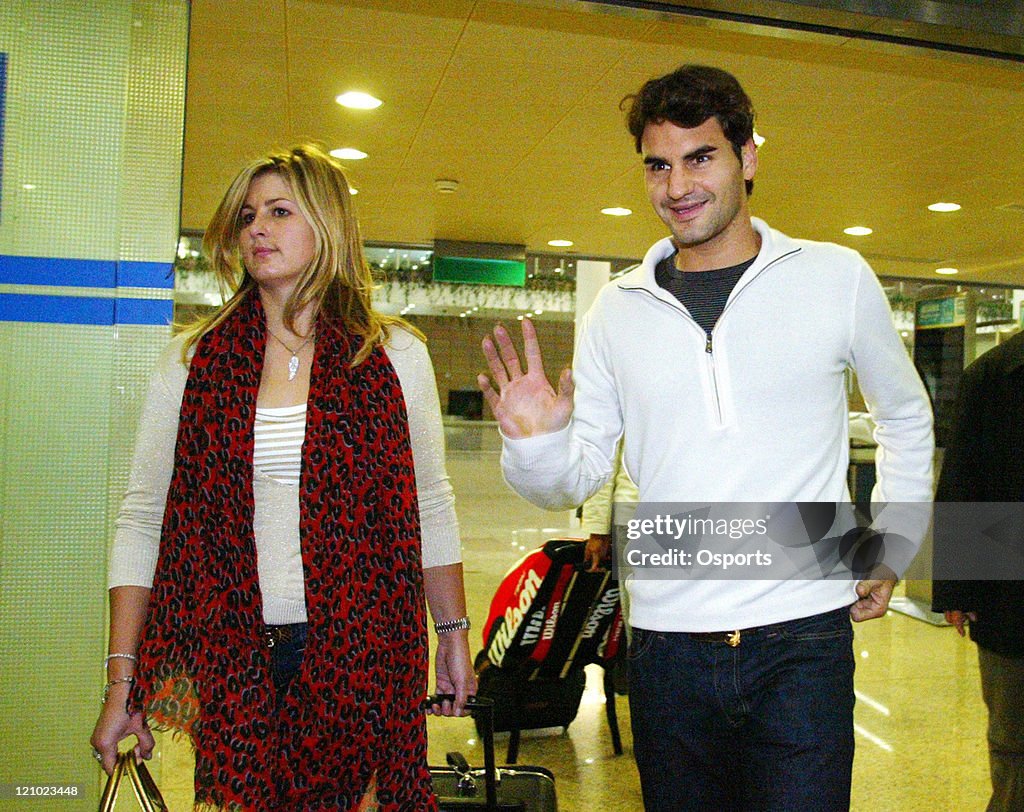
{"left": 0, "top": 256, "right": 176, "bottom": 290}
{"left": 0, "top": 294, "right": 115, "bottom": 325}
{"left": 0, "top": 294, "right": 173, "bottom": 326}
{"left": 115, "top": 298, "right": 173, "bottom": 325}
{"left": 118, "top": 261, "right": 174, "bottom": 289}
{"left": 0, "top": 255, "right": 118, "bottom": 287}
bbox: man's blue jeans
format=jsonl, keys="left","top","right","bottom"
{"left": 628, "top": 607, "right": 855, "bottom": 811}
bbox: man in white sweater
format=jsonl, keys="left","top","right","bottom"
{"left": 479, "top": 65, "right": 933, "bottom": 811}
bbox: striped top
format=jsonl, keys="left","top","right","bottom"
{"left": 655, "top": 253, "right": 756, "bottom": 335}
{"left": 253, "top": 404, "right": 307, "bottom": 485}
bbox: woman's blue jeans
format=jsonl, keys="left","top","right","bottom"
{"left": 627, "top": 607, "right": 855, "bottom": 811}
{"left": 269, "top": 623, "right": 308, "bottom": 700}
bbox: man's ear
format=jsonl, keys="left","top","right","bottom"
{"left": 741, "top": 138, "right": 758, "bottom": 183}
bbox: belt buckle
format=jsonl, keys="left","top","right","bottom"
{"left": 726, "top": 630, "right": 741, "bottom": 647}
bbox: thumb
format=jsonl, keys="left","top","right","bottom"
{"left": 557, "top": 367, "right": 574, "bottom": 400}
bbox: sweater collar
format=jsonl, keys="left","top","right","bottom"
{"left": 617, "top": 217, "right": 802, "bottom": 294}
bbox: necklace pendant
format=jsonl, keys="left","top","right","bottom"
{"left": 288, "top": 354, "right": 299, "bottom": 381}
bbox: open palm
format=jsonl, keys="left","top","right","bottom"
{"left": 478, "top": 318, "right": 574, "bottom": 438}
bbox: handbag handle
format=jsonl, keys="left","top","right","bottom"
{"left": 97, "top": 752, "right": 126, "bottom": 812}
{"left": 98, "top": 752, "right": 168, "bottom": 812}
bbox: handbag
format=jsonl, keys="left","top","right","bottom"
{"left": 98, "top": 752, "right": 168, "bottom": 812}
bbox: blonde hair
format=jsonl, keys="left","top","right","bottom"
{"left": 179, "top": 144, "right": 421, "bottom": 364}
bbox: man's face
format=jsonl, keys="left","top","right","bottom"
{"left": 641, "top": 117, "right": 756, "bottom": 258}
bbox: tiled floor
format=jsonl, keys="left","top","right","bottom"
{"left": 149, "top": 427, "right": 993, "bottom": 811}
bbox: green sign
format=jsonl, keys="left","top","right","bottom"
{"left": 916, "top": 296, "right": 964, "bottom": 328}
{"left": 433, "top": 256, "right": 526, "bottom": 287}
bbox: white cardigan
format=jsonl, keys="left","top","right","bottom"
{"left": 109, "top": 326, "right": 461, "bottom": 625}
{"left": 502, "top": 218, "right": 934, "bottom": 632}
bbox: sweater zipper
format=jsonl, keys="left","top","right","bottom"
{"left": 627, "top": 289, "right": 724, "bottom": 425}
{"left": 705, "top": 331, "right": 722, "bottom": 424}
{"left": 626, "top": 247, "right": 802, "bottom": 428}
{"left": 701, "top": 249, "right": 800, "bottom": 425}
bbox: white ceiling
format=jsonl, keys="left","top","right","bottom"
{"left": 182, "top": 0, "right": 1024, "bottom": 286}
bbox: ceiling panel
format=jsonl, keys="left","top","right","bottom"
{"left": 188, "top": 0, "right": 289, "bottom": 34}
{"left": 287, "top": 0, "right": 474, "bottom": 48}
{"left": 183, "top": 0, "right": 1024, "bottom": 286}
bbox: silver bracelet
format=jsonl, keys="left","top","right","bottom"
{"left": 104, "top": 653, "right": 138, "bottom": 667}
{"left": 434, "top": 616, "right": 471, "bottom": 635}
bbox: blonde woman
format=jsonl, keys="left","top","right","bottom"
{"left": 91, "top": 145, "right": 475, "bottom": 810}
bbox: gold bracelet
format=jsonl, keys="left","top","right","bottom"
{"left": 101, "top": 675, "right": 135, "bottom": 704}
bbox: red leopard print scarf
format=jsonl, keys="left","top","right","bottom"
{"left": 130, "top": 292, "right": 435, "bottom": 810}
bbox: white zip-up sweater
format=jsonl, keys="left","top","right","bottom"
{"left": 502, "top": 218, "right": 934, "bottom": 632}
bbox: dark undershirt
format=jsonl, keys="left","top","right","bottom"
{"left": 655, "top": 253, "right": 758, "bottom": 335}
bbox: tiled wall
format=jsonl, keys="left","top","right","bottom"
{"left": 0, "top": 1, "right": 187, "bottom": 804}
{"left": 409, "top": 315, "right": 577, "bottom": 420}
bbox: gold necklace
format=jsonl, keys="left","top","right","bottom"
{"left": 266, "top": 326, "right": 315, "bottom": 381}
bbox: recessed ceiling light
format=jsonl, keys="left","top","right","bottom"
{"left": 753, "top": 130, "right": 765, "bottom": 147}
{"left": 602, "top": 207, "right": 632, "bottom": 217}
{"left": 935, "top": 267, "right": 959, "bottom": 275}
{"left": 927, "top": 202, "right": 961, "bottom": 213}
{"left": 844, "top": 226, "right": 873, "bottom": 236}
{"left": 348, "top": 187, "right": 358, "bottom": 195}
{"left": 548, "top": 239, "right": 573, "bottom": 248}
{"left": 335, "top": 91, "right": 383, "bottom": 110}
{"left": 330, "top": 147, "right": 368, "bottom": 160}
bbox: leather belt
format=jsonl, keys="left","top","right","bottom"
{"left": 265, "top": 623, "right": 306, "bottom": 648}
{"left": 687, "top": 628, "right": 752, "bottom": 647}
{"left": 683, "top": 607, "right": 848, "bottom": 648}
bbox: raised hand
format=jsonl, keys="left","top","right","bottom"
{"left": 478, "top": 318, "right": 574, "bottom": 439}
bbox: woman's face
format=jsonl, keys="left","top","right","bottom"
{"left": 238, "top": 172, "right": 317, "bottom": 296}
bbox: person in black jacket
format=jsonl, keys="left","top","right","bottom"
{"left": 932, "top": 329, "right": 1024, "bottom": 812}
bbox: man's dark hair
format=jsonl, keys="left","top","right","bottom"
{"left": 624, "top": 65, "right": 756, "bottom": 195}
